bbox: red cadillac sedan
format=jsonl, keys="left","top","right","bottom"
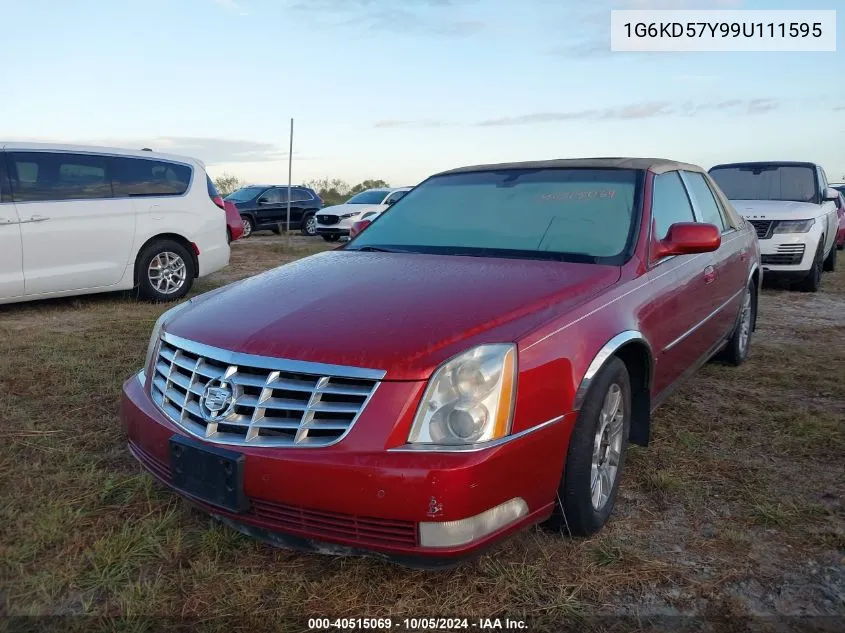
{"left": 121, "top": 158, "right": 761, "bottom": 567}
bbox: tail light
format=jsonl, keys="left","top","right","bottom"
{"left": 212, "top": 195, "right": 225, "bottom": 210}
{"left": 206, "top": 175, "right": 226, "bottom": 210}
{"left": 350, "top": 219, "right": 372, "bottom": 238}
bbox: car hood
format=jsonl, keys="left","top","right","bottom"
{"left": 165, "top": 251, "right": 620, "bottom": 380}
{"left": 318, "top": 203, "right": 384, "bottom": 215}
{"left": 732, "top": 200, "right": 823, "bottom": 220}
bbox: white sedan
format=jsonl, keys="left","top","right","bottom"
{"left": 315, "top": 187, "right": 411, "bottom": 242}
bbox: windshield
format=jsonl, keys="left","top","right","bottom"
{"left": 225, "top": 186, "right": 266, "bottom": 202}
{"left": 347, "top": 168, "right": 640, "bottom": 263}
{"left": 709, "top": 165, "right": 818, "bottom": 203}
{"left": 347, "top": 189, "right": 390, "bottom": 204}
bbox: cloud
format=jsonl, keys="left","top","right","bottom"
{"left": 288, "top": 0, "right": 486, "bottom": 36}
{"left": 210, "top": 0, "right": 249, "bottom": 15}
{"left": 376, "top": 98, "right": 777, "bottom": 129}
{"left": 835, "top": 105, "right": 845, "bottom": 111}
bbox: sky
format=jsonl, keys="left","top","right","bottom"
{"left": 0, "top": 0, "right": 843, "bottom": 187}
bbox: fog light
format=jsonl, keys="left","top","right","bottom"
{"left": 419, "top": 498, "right": 529, "bottom": 548}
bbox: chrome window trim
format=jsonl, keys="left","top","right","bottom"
{"left": 573, "top": 330, "right": 653, "bottom": 412}
{"left": 662, "top": 287, "right": 744, "bottom": 353}
{"left": 388, "top": 415, "right": 565, "bottom": 453}
{"left": 1, "top": 148, "right": 196, "bottom": 205}
{"left": 161, "top": 331, "right": 386, "bottom": 381}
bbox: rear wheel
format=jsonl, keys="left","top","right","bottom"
{"left": 547, "top": 357, "right": 631, "bottom": 536}
{"left": 301, "top": 213, "right": 318, "bottom": 236}
{"left": 322, "top": 234, "right": 340, "bottom": 242}
{"left": 823, "top": 241, "right": 837, "bottom": 272}
{"left": 719, "top": 281, "right": 756, "bottom": 366}
{"left": 241, "top": 216, "right": 254, "bottom": 238}
{"left": 796, "top": 240, "right": 823, "bottom": 292}
{"left": 136, "top": 240, "right": 194, "bottom": 302}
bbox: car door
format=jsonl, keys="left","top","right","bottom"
{"left": 7, "top": 150, "right": 137, "bottom": 295}
{"left": 645, "top": 171, "right": 716, "bottom": 396}
{"left": 256, "top": 187, "right": 284, "bottom": 227}
{"left": 818, "top": 167, "right": 838, "bottom": 255}
{"left": 680, "top": 170, "right": 746, "bottom": 342}
{"left": 0, "top": 154, "right": 24, "bottom": 300}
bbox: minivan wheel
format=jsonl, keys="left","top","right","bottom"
{"left": 241, "top": 216, "right": 254, "bottom": 238}
{"left": 301, "top": 214, "right": 318, "bottom": 236}
{"left": 136, "top": 240, "right": 194, "bottom": 302}
{"left": 822, "top": 241, "right": 837, "bottom": 272}
{"left": 546, "top": 357, "right": 631, "bottom": 536}
{"left": 796, "top": 240, "right": 823, "bottom": 292}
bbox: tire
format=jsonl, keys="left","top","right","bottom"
{"left": 719, "top": 281, "right": 756, "bottom": 366}
{"left": 241, "top": 216, "right": 254, "bottom": 239}
{"left": 271, "top": 225, "right": 282, "bottom": 235}
{"left": 322, "top": 234, "right": 340, "bottom": 242}
{"left": 795, "top": 240, "right": 823, "bottom": 292}
{"left": 547, "top": 357, "right": 631, "bottom": 536}
{"left": 301, "top": 213, "right": 318, "bottom": 236}
{"left": 823, "top": 241, "right": 836, "bottom": 272}
{"left": 136, "top": 240, "right": 194, "bottom": 302}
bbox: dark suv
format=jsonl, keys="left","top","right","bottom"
{"left": 224, "top": 185, "right": 323, "bottom": 237}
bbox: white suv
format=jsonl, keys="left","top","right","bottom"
{"left": 709, "top": 161, "right": 839, "bottom": 292}
{"left": 315, "top": 187, "right": 411, "bottom": 242}
{"left": 0, "top": 142, "right": 230, "bottom": 304}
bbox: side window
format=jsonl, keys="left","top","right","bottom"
{"left": 112, "top": 157, "right": 191, "bottom": 197}
{"left": 0, "top": 155, "right": 10, "bottom": 203}
{"left": 384, "top": 190, "right": 407, "bottom": 204}
{"left": 289, "top": 188, "right": 313, "bottom": 203}
{"left": 682, "top": 171, "right": 727, "bottom": 231}
{"left": 8, "top": 152, "right": 111, "bottom": 202}
{"left": 651, "top": 172, "right": 695, "bottom": 242}
{"left": 260, "top": 188, "right": 283, "bottom": 204}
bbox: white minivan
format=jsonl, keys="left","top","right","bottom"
{"left": 0, "top": 142, "right": 230, "bottom": 304}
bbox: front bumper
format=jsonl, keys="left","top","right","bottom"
{"left": 758, "top": 232, "right": 818, "bottom": 274}
{"left": 121, "top": 372, "right": 569, "bottom": 566}
{"left": 316, "top": 227, "right": 350, "bottom": 238}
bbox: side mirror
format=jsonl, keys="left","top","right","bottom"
{"left": 823, "top": 187, "right": 839, "bottom": 201}
{"left": 653, "top": 222, "right": 721, "bottom": 258}
{"left": 350, "top": 219, "right": 372, "bottom": 238}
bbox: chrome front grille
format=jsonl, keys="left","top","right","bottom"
{"left": 747, "top": 220, "right": 774, "bottom": 240}
{"left": 317, "top": 214, "right": 339, "bottom": 225}
{"left": 150, "top": 333, "right": 384, "bottom": 447}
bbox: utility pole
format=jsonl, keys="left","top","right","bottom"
{"left": 286, "top": 117, "right": 294, "bottom": 247}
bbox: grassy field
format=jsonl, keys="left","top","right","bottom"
{"left": 2, "top": 235, "right": 843, "bottom": 632}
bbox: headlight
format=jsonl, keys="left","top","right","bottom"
{"left": 773, "top": 219, "right": 815, "bottom": 234}
{"left": 407, "top": 344, "right": 517, "bottom": 446}
{"left": 341, "top": 211, "right": 360, "bottom": 219}
{"left": 144, "top": 301, "right": 193, "bottom": 372}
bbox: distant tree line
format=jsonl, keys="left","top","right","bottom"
{"left": 213, "top": 172, "right": 390, "bottom": 206}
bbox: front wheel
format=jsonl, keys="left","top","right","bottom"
{"left": 241, "top": 216, "right": 254, "bottom": 239}
{"left": 823, "top": 241, "right": 837, "bottom": 272}
{"left": 136, "top": 240, "right": 194, "bottom": 302}
{"left": 796, "top": 240, "right": 823, "bottom": 292}
{"left": 547, "top": 357, "right": 631, "bottom": 536}
{"left": 301, "top": 214, "right": 318, "bottom": 236}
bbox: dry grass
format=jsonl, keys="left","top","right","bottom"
{"left": 2, "top": 237, "right": 843, "bottom": 630}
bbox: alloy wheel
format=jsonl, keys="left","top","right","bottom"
{"left": 590, "top": 383, "right": 625, "bottom": 511}
{"left": 148, "top": 252, "right": 187, "bottom": 295}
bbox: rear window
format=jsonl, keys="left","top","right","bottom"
{"left": 709, "top": 164, "right": 818, "bottom": 204}
{"left": 348, "top": 168, "right": 641, "bottom": 264}
{"left": 112, "top": 157, "right": 192, "bottom": 197}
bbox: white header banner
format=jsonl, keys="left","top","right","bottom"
{"left": 610, "top": 10, "right": 837, "bottom": 52}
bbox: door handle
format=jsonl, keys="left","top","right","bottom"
{"left": 703, "top": 265, "right": 716, "bottom": 284}
{"left": 21, "top": 214, "right": 50, "bottom": 224}
{"left": 0, "top": 217, "right": 20, "bottom": 225}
